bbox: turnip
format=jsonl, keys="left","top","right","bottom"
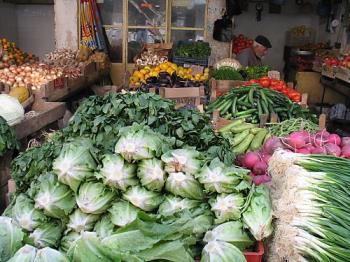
{"left": 249, "top": 172, "right": 257, "bottom": 177}
{"left": 261, "top": 154, "right": 271, "bottom": 164}
{"left": 313, "top": 134, "right": 327, "bottom": 147}
{"left": 341, "top": 145, "right": 350, "bottom": 159}
{"left": 324, "top": 143, "right": 341, "bottom": 156}
{"left": 316, "top": 129, "right": 330, "bottom": 139}
{"left": 286, "top": 132, "right": 306, "bottom": 149}
{"left": 296, "top": 148, "right": 311, "bottom": 154}
{"left": 263, "top": 137, "right": 283, "bottom": 155}
{"left": 328, "top": 134, "right": 341, "bottom": 146}
{"left": 253, "top": 161, "right": 268, "bottom": 176}
{"left": 311, "top": 147, "right": 327, "bottom": 154}
{"left": 253, "top": 174, "right": 271, "bottom": 185}
{"left": 341, "top": 137, "right": 350, "bottom": 147}
{"left": 243, "top": 152, "right": 260, "bottom": 169}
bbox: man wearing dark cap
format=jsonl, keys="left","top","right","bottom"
{"left": 236, "top": 35, "right": 272, "bottom": 67}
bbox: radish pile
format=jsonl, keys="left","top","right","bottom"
{"left": 237, "top": 130, "right": 350, "bottom": 185}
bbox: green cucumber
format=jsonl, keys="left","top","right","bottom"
{"left": 250, "top": 129, "right": 268, "bottom": 151}
{"left": 250, "top": 127, "right": 263, "bottom": 135}
{"left": 235, "top": 109, "right": 257, "bottom": 117}
{"left": 233, "top": 133, "right": 255, "bottom": 155}
{"left": 218, "top": 119, "right": 245, "bottom": 133}
{"left": 231, "top": 96, "right": 238, "bottom": 116}
{"left": 231, "top": 129, "right": 250, "bottom": 146}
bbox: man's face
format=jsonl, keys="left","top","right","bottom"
{"left": 254, "top": 45, "right": 268, "bottom": 59}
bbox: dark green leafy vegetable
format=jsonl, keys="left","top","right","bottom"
{"left": 212, "top": 67, "right": 244, "bottom": 81}
{"left": 174, "top": 41, "right": 211, "bottom": 59}
{"left": 0, "top": 116, "right": 19, "bottom": 156}
{"left": 240, "top": 65, "right": 271, "bottom": 80}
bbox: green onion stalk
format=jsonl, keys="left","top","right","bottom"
{"left": 268, "top": 150, "right": 350, "bottom": 262}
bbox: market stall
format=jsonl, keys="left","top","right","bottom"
{"left": 1, "top": 0, "right": 350, "bottom": 261}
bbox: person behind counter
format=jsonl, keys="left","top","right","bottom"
{"left": 236, "top": 35, "right": 272, "bottom": 67}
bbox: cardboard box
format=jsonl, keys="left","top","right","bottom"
{"left": 159, "top": 86, "right": 204, "bottom": 106}
{"left": 210, "top": 79, "right": 247, "bottom": 100}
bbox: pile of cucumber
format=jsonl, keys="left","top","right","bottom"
{"left": 219, "top": 119, "right": 270, "bottom": 155}
{"left": 207, "top": 84, "right": 317, "bottom": 124}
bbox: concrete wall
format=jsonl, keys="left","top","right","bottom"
{"left": 0, "top": 1, "right": 18, "bottom": 42}
{"left": 16, "top": 5, "right": 55, "bottom": 58}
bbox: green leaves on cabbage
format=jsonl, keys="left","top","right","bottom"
{"left": 158, "top": 195, "right": 201, "bottom": 217}
{"left": 0, "top": 216, "right": 24, "bottom": 262}
{"left": 98, "top": 154, "right": 137, "bottom": 191}
{"left": 209, "top": 194, "right": 245, "bottom": 224}
{"left": 109, "top": 201, "right": 138, "bottom": 227}
{"left": 59, "top": 232, "right": 80, "bottom": 254}
{"left": 33, "top": 173, "right": 75, "bottom": 219}
{"left": 203, "top": 221, "right": 253, "bottom": 251}
{"left": 28, "top": 221, "right": 63, "bottom": 248}
{"left": 76, "top": 182, "right": 115, "bottom": 214}
{"left": 8, "top": 245, "right": 37, "bottom": 262}
{"left": 35, "top": 247, "right": 69, "bottom": 262}
{"left": 201, "top": 241, "right": 246, "bottom": 262}
{"left": 137, "top": 158, "right": 166, "bottom": 192}
{"left": 123, "top": 186, "right": 163, "bottom": 211}
{"left": 161, "top": 149, "right": 202, "bottom": 175}
{"left": 53, "top": 138, "right": 97, "bottom": 192}
{"left": 11, "top": 194, "right": 47, "bottom": 231}
{"left": 165, "top": 172, "right": 204, "bottom": 200}
{"left": 242, "top": 185, "right": 273, "bottom": 240}
{"left": 115, "top": 125, "right": 165, "bottom": 162}
{"left": 196, "top": 158, "right": 251, "bottom": 194}
{"left": 66, "top": 209, "right": 100, "bottom": 233}
{"left": 94, "top": 214, "right": 117, "bottom": 239}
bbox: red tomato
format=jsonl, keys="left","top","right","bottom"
{"left": 249, "top": 79, "right": 259, "bottom": 84}
{"left": 238, "top": 34, "right": 244, "bottom": 39}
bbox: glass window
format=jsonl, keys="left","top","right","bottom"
{"left": 98, "top": 0, "right": 123, "bottom": 25}
{"left": 105, "top": 28, "right": 123, "bottom": 63}
{"left": 171, "top": 30, "right": 204, "bottom": 42}
{"left": 127, "top": 28, "right": 166, "bottom": 62}
{"left": 128, "top": 0, "right": 166, "bottom": 27}
{"left": 171, "top": 0, "right": 206, "bottom": 28}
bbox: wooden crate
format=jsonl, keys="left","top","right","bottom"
{"left": 13, "top": 101, "right": 66, "bottom": 139}
{"left": 159, "top": 86, "right": 204, "bottom": 107}
{"left": 335, "top": 66, "right": 350, "bottom": 83}
{"left": 33, "top": 77, "right": 68, "bottom": 102}
{"left": 210, "top": 79, "right": 247, "bottom": 100}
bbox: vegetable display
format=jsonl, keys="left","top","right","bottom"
{"left": 0, "top": 116, "right": 19, "bottom": 156}
{"left": 232, "top": 34, "right": 253, "bottom": 55}
{"left": 2, "top": 122, "right": 273, "bottom": 261}
{"left": 267, "top": 118, "right": 319, "bottom": 137}
{"left": 247, "top": 77, "right": 302, "bottom": 102}
{"left": 207, "top": 85, "right": 317, "bottom": 123}
{"left": 214, "top": 58, "right": 242, "bottom": 71}
{"left": 268, "top": 151, "right": 350, "bottom": 262}
{"left": 212, "top": 67, "right": 244, "bottom": 81}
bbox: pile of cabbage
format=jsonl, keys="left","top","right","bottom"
{"left": 1, "top": 125, "right": 273, "bottom": 262}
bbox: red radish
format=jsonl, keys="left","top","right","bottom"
{"left": 341, "top": 145, "right": 350, "bottom": 159}
{"left": 287, "top": 132, "right": 306, "bottom": 149}
{"left": 243, "top": 152, "right": 260, "bottom": 169}
{"left": 249, "top": 172, "right": 257, "bottom": 177}
{"left": 296, "top": 148, "right": 311, "bottom": 154}
{"left": 235, "top": 154, "right": 245, "bottom": 166}
{"left": 316, "top": 130, "right": 330, "bottom": 139}
{"left": 341, "top": 137, "right": 350, "bottom": 147}
{"left": 305, "top": 144, "right": 316, "bottom": 152}
{"left": 311, "top": 147, "right": 327, "bottom": 154}
{"left": 263, "top": 137, "right": 283, "bottom": 155}
{"left": 328, "top": 134, "right": 341, "bottom": 146}
{"left": 325, "top": 143, "right": 341, "bottom": 156}
{"left": 253, "top": 174, "right": 271, "bottom": 185}
{"left": 253, "top": 161, "right": 268, "bottom": 176}
{"left": 261, "top": 154, "right": 271, "bottom": 163}
{"left": 313, "top": 134, "right": 327, "bottom": 147}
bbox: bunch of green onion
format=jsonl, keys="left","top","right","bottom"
{"left": 268, "top": 151, "right": 350, "bottom": 262}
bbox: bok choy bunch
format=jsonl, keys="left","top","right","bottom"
{"left": 269, "top": 150, "right": 350, "bottom": 262}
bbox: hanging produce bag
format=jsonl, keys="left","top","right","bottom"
{"left": 213, "top": 15, "right": 234, "bottom": 42}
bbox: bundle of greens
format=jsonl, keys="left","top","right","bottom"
{"left": 268, "top": 150, "right": 350, "bottom": 262}
{"left": 267, "top": 118, "right": 320, "bottom": 137}
{"left": 240, "top": 65, "right": 271, "bottom": 80}
{"left": 2, "top": 125, "right": 274, "bottom": 262}
{"left": 212, "top": 67, "right": 244, "bottom": 81}
{"left": 174, "top": 41, "right": 211, "bottom": 59}
{"left": 0, "top": 116, "right": 19, "bottom": 156}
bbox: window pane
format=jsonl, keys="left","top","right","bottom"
{"left": 127, "top": 28, "right": 166, "bottom": 62}
{"left": 128, "top": 0, "right": 166, "bottom": 26}
{"left": 105, "top": 28, "right": 123, "bottom": 63}
{"left": 98, "top": 0, "right": 123, "bottom": 25}
{"left": 171, "top": 0, "right": 206, "bottom": 28}
{"left": 171, "top": 30, "right": 204, "bottom": 42}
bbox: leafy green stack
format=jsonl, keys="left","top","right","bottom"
{"left": 268, "top": 151, "right": 350, "bottom": 262}
{"left": 240, "top": 65, "right": 271, "bottom": 80}
{"left": 1, "top": 124, "right": 274, "bottom": 262}
{"left": 12, "top": 92, "right": 233, "bottom": 193}
{"left": 207, "top": 85, "right": 317, "bottom": 123}
{"left": 0, "top": 116, "right": 19, "bottom": 156}
{"left": 212, "top": 67, "right": 244, "bottom": 81}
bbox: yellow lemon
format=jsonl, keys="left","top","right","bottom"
{"left": 187, "top": 68, "right": 193, "bottom": 73}
{"left": 159, "top": 63, "right": 168, "bottom": 70}
{"left": 140, "top": 69, "right": 147, "bottom": 75}
{"left": 144, "top": 74, "right": 150, "bottom": 79}
{"left": 204, "top": 68, "right": 209, "bottom": 73}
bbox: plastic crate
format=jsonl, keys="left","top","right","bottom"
{"left": 172, "top": 56, "right": 209, "bottom": 67}
{"left": 244, "top": 241, "right": 264, "bottom": 262}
